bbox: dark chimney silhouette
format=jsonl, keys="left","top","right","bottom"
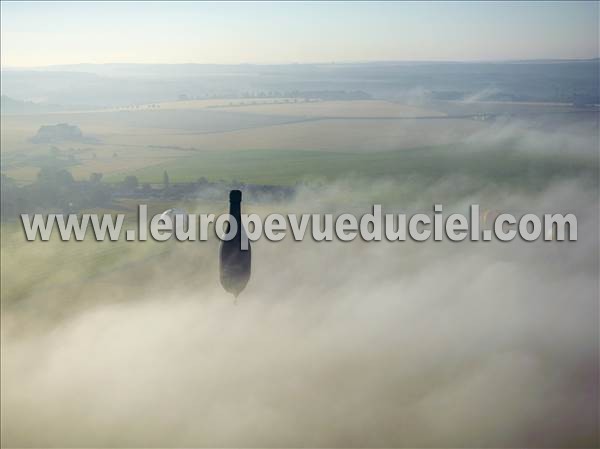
{"left": 219, "top": 190, "right": 251, "bottom": 297}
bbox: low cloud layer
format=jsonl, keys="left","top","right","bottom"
{"left": 1, "top": 171, "right": 598, "bottom": 447}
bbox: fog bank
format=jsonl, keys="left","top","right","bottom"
{"left": 1, "top": 176, "right": 598, "bottom": 447}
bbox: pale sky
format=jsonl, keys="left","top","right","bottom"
{"left": 1, "top": 1, "right": 598, "bottom": 67}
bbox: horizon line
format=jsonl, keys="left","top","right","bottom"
{"left": 2, "top": 57, "right": 599, "bottom": 70}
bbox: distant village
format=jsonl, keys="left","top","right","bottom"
{"left": 1, "top": 166, "right": 295, "bottom": 221}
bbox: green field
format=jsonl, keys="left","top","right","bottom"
{"left": 0, "top": 100, "right": 489, "bottom": 184}
{"left": 108, "top": 145, "right": 598, "bottom": 189}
